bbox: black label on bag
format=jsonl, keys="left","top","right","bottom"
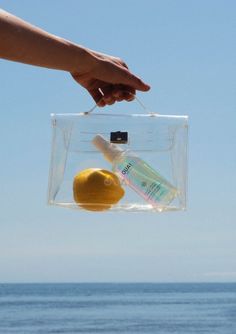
{"left": 110, "top": 131, "right": 128, "bottom": 144}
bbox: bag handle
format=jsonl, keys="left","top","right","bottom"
{"left": 84, "top": 93, "right": 155, "bottom": 115}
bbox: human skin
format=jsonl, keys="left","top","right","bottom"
{"left": 0, "top": 9, "right": 150, "bottom": 106}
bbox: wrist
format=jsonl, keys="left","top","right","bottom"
{"left": 66, "top": 41, "right": 96, "bottom": 74}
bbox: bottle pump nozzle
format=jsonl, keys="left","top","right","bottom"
{"left": 92, "top": 134, "right": 123, "bottom": 163}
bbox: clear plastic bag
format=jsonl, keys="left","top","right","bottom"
{"left": 48, "top": 98, "right": 188, "bottom": 212}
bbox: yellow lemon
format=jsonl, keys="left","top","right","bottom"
{"left": 73, "top": 168, "right": 125, "bottom": 211}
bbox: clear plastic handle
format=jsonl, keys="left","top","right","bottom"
{"left": 84, "top": 93, "right": 155, "bottom": 115}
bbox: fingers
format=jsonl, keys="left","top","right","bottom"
{"left": 88, "top": 88, "right": 106, "bottom": 107}
{"left": 112, "top": 85, "right": 135, "bottom": 102}
{"left": 99, "top": 85, "right": 117, "bottom": 105}
{"left": 118, "top": 67, "right": 150, "bottom": 92}
{"left": 89, "top": 84, "right": 136, "bottom": 107}
{"left": 89, "top": 85, "right": 116, "bottom": 106}
{"left": 97, "top": 61, "right": 151, "bottom": 92}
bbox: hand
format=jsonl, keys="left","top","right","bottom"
{"left": 0, "top": 9, "right": 150, "bottom": 106}
{"left": 71, "top": 50, "right": 150, "bottom": 107}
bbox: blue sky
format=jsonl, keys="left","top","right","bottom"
{"left": 0, "top": 0, "right": 235, "bottom": 283}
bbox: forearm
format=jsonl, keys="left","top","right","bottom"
{"left": 0, "top": 9, "right": 150, "bottom": 106}
{"left": 0, "top": 9, "right": 92, "bottom": 72}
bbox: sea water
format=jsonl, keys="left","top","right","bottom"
{"left": 0, "top": 283, "right": 236, "bottom": 333}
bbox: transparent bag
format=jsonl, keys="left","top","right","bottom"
{"left": 48, "top": 97, "right": 188, "bottom": 212}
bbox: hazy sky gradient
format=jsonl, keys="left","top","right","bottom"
{"left": 0, "top": 0, "right": 235, "bottom": 282}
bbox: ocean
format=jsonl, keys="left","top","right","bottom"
{"left": 0, "top": 283, "right": 235, "bottom": 333}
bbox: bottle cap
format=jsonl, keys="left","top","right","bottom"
{"left": 92, "top": 134, "right": 123, "bottom": 163}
